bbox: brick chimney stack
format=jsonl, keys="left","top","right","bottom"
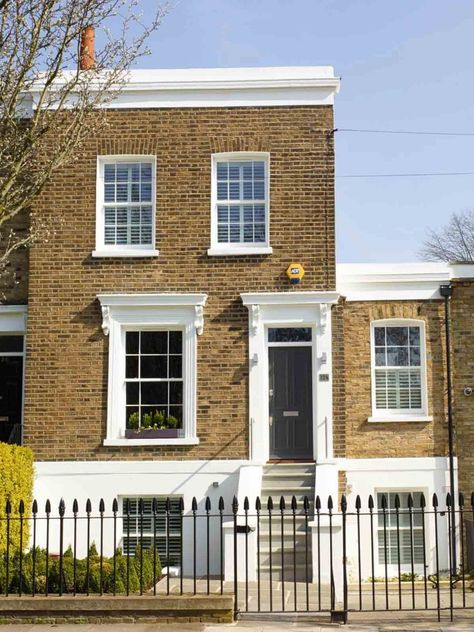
{"left": 79, "top": 26, "right": 95, "bottom": 71}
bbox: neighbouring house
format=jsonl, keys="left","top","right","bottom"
{"left": 1, "top": 61, "right": 473, "bottom": 584}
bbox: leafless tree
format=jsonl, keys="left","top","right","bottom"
{"left": 419, "top": 210, "right": 474, "bottom": 262}
{"left": 0, "top": 0, "right": 168, "bottom": 288}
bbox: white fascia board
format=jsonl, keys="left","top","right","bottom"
{"left": 449, "top": 262, "right": 474, "bottom": 279}
{"left": 337, "top": 263, "right": 451, "bottom": 301}
{"left": 0, "top": 305, "right": 28, "bottom": 333}
{"left": 241, "top": 291, "right": 340, "bottom": 306}
{"left": 97, "top": 293, "right": 207, "bottom": 307}
{"left": 26, "top": 66, "right": 340, "bottom": 110}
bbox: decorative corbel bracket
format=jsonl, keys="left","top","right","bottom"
{"left": 250, "top": 304, "right": 260, "bottom": 335}
{"left": 195, "top": 305, "right": 204, "bottom": 335}
{"left": 101, "top": 305, "right": 111, "bottom": 336}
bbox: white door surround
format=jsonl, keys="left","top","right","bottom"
{"left": 241, "top": 292, "right": 339, "bottom": 463}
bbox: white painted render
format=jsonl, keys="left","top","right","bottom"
{"left": 26, "top": 66, "right": 340, "bottom": 111}
{"left": 0, "top": 305, "right": 27, "bottom": 333}
{"left": 337, "top": 261, "right": 474, "bottom": 301}
{"left": 32, "top": 456, "right": 454, "bottom": 582}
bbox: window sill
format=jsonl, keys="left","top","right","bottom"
{"left": 103, "top": 437, "right": 199, "bottom": 446}
{"left": 207, "top": 246, "right": 273, "bottom": 256}
{"left": 368, "top": 415, "right": 433, "bottom": 424}
{"left": 92, "top": 249, "right": 160, "bottom": 258}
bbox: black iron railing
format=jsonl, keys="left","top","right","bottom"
{"left": 0, "top": 492, "right": 473, "bottom": 623}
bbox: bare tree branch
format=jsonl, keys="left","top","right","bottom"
{"left": 419, "top": 210, "right": 474, "bottom": 262}
{"left": 0, "top": 0, "right": 169, "bottom": 287}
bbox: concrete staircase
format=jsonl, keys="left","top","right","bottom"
{"left": 258, "top": 463, "right": 315, "bottom": 581}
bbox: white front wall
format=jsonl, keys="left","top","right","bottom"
{"left": 32, "top": 456, "right": 455, "bottom": 583}
{"left": 33, "top": 459, "right": 244, "bottom": 577}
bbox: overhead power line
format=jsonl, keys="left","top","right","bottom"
{"left": 335, "top": 127, "right": 474, "bottom": 137}
{"left": 336, "top": 171, "right": 474, "bottom": 178}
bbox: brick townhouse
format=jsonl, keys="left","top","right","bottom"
{"left": 0, "top": 63, "right": 473, "bottom": 580}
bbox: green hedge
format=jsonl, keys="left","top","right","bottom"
{"left": 0, "top": 443, "right": 34, "bottom": 552}
{"left": 0, "top": 544, "right": 161, "bottom": 594}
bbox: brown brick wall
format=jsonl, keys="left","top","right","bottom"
{"left": 339, "top": 300, "right": 448, "bottom": 459}
{"left": 450, "top": 280, "right": 474, "bottom": 495}
{"left": 24, "top": 106, "right": 335, "bottom": 461}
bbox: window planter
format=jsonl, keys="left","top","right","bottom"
{"left": 125, "top": 428, "right": 180, "bottom": 439}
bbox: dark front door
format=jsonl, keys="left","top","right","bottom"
{"left": 269, "top": 346, "right": 313, "bottom": 459}
{"left": 0, "top": 356, "right": 23, "bottom": 445}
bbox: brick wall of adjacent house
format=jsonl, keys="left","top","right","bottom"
{"left": 450, "top": 279, "right": 474, "bottom": 495}
{"left": 24, "top": 105, "right": 335, "bottom": 461}
{"left": 338, "top": 299, "right": 448, "bottom": 459}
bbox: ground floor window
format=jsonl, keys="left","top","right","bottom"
{"left": 0, "top": 334, "right": 24, "bottom": 445}
{"left": 125, "top": 330, "right": 183, "bottom": 432}
{"left": 122, "top": 496, "right": 182, "bottom": 568}
{"left": 377, "top": 491, "right": 424, "bottom": 565}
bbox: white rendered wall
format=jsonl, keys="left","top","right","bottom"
{"left": 340, "top": 457, "right": 455, "bottom": 582}
{"left": 33, "top": 459, "right": 245, "bottom": 577}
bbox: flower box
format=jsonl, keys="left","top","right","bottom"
{"left": 125, "top": 428, "right": 181, "bottom": 439}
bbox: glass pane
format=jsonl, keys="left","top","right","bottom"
{"left": 141, "top": 331, "right": 167, "bottom": 355}
{"left": 386, "top": 327, "right": 408, "bottom": 346}
{"left": 169, "top": 331, "right": 182, "bottom": 354}
{"left": 126, "top": 332, "right": 139, "bottom": 355}
{"left": 409, "top": 347, "right": 421, "bottom": 366}
{"left": 126, "top": 407, "right": 139, "bottom": 429}
{"left": 169, "top": 406, "right": 183, "bottom": 425}
{"left": 374, "top": 327, "right": 385, "bottom": 346}
{"left": 141, "top": 356, "right": 167, "bottom": 379}
{"left": 141, "top": 381, "right": 168, "bottom": 405}
{"left": 126, "top": 356, "right": 138, "bottom": 379}
{"left": 268, "top": 328, "right": 312, "bottom": 343}
{"left": 126, "top": 382, "right": 139, "bottom": 405}
{"left": 375, "top": 348, "right": 386, "bottom": 366}
{"left": 169, "top": 381, "right": 183, "bottom": 404}
{"left": 0, "top": 335, "right": 23, "bottom": 353}
{"left": 386, "top": 347, "right": 408, "bottom": 366}
{"left": 169, "top": 356, "right": 182, "bottom": 378}
{"left": 409, "top": 327, "right": 420, "bottom": 346}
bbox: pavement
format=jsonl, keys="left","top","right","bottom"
{"left": 1, "top": 617, "right": 474, "bottom": 632}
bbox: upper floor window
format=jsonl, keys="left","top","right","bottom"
{"left": 370, "top": 320, "right": 430, "bottom": 422}
{"left": 93, "top": 156, "right": 158, "bottom": 257}
{"left": 208, "top": 153, "right": 272, "bottom": 256}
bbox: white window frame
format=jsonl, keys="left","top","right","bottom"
{"left": 208, "top": 152, "right": 272, "bottom": 256}
{"left": 93, "top": 155, "right": 159, "bottom": 258}
{"left": 97, "top": 294, "right": 207, "bottom": 446}
{"left": 369, "top": 319, "right": 431, "bottom": 423}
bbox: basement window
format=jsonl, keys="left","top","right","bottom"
{"left": 377, "top": 491, "right": 424, "bottom": 566}
{"left": 122, "top": 496, "right": 182, "bottom": 568}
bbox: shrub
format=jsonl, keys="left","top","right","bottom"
{"left": 0, "top": 544, "right": 161, "bottom": 595}
{"left": 0, "top": 443, "right": 34, "bottom": 552}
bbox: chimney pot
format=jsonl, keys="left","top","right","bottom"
{"left": 79, "top": 26, "right": 95, "bottom": 71}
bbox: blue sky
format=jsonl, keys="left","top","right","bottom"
{"left": 136, "top": 0, "right": 474, "bottom": 262}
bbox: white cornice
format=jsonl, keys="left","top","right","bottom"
{"left": 241, "top": 291, "right": 340, "bottom": 306}
{"left": 97, "top": 293, "right": 208, "bottom": 307}
{"left": 0, "top": 305, "right": 28, "bottom": 333}
{"left": 27, "top": 66, "right": 340, "bottom": 110}
{"left": 336, "top": 262, "right": 474, "bottom": 301}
